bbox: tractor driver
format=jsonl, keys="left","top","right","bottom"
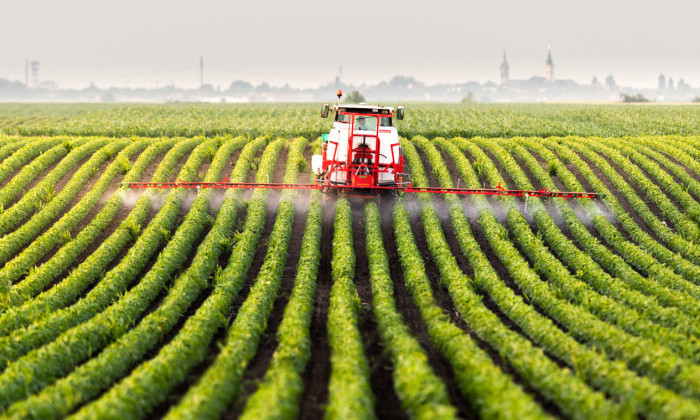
{"left": 355, "top": 116, "right": 368, "bottom": 131}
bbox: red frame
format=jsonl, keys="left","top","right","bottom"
{"left": 321, "top": 110, "right": 403, "bottom": 192}
{"left": 125, "top": 180, "right": 604, "bottom": 199}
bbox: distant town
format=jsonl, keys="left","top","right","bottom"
{"left": 1, "top": 50, "right": 699, "bottom": 103}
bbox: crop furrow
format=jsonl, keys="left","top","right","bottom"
{"left": 0, "top": 139, "right": 87, "bottom": 209}
{"left": 507, "top": 138, "right": 700, "bottom": 323}
{"left": 58, "top": 138, "right": 290, "bottom": 419}
{"left": 0, "top": 138, "right": 62, "bottom": 186}
{"left": 564, "top": 138, "right": 700, "bottom": 267}
{"left": 0, "top": 139, "right": 152, "bottom": 291}
{"left": 547, "top": 140, "right": 700, "bottom": 287}
{"left": 0, "top": 138, "right": 214, "bottom": 387}
{"left": 0, "top": 139, "right": 198, "bottom": 332}
{"left": 2, "top": 136, "right": 264, "bottom": 419}
{"left": 239, "top": 192, "right": 323, "bottom": 420}
{"left": 0, "top": 139, "right": 110, "bottom": 237}
{"left": 479, "top": 139, "right": 700, "bottom": 345}
{"left": 410, "top": 137, "right": 624, "bottom": 419}
{"left": 430, "top": 137, "right": 700, "bottom": 419}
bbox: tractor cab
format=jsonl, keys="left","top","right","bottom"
{"left": 314, "top": 91, "right": 405, "bottom": 194}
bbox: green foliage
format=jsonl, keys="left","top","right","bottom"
{"left": 1, "top": 103, "right": 700, "bottom": 140}
{"left": 345, "top": 90, "right": 366, "bottom": 103}
{"left": 621, "top": 93, "right": 651, "bottom": 102}
{"left": 2, "top": 124, "right": 700, "bottom": 419}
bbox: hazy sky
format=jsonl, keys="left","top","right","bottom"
{"left": 2, "top": 0, "right": 698, "bottom": 89}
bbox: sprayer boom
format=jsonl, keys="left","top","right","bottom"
{"left": 124, "top": 92, "right": 604, "bottom": 201}
{"left": 124, "top": 180, "right": 605, "bottom": 200}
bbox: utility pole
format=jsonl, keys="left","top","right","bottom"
{"left": 200, "top": 55, "right": 204, "bottom": 88}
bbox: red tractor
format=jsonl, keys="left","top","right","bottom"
{"left": 313, "top": 90, "right": 406, "bottom": 196}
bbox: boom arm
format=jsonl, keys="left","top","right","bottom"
{"left": 125, "top": 180, "right": 605, "bottom": 199}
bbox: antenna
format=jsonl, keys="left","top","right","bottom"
{"left": 200, "top": 55, "right": 204, "bottom": 88}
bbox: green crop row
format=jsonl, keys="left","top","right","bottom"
{"left": 643, "top": 139, "right": 700, "bottom": 189}
{"left": 456, "top": 153, "right": 700, "bottom": 401}
{"left": 563, "top": 139, "right": 700, "bottom": 272}
{"left": 0, "top": 140, "right": 132, "bottom": 268}
{"left": 626, "top": 138, "right": 700, "bottom": 201}
{"left": 240, "top": 135, "right": 325, "bottom": 418}
{"left": 2, "top": 136, "right": 263, "bottom": 419}
{"left": 435, "top": 137, "right": 700, "bottom": 419}
{"left": 0, "top": 138, "right": 220, "bottom": 409}
{"left": 159, "top": 138, "right": 304, "bottom": 420}
{"left": 69, "top": 137, "right": 276, "bottom": 419}
{"left": 0, "top": 138, "right": 62, "bottom": 185}
{"left": 324, "top": 197, "right": 374, "bottom": 420}
{"left": 608, "top": 140, "right": 700, "bottom": 224}
{"left": 494, "top": 139, "right": 700, "bottom": 335}
{"left": 0, "top": 138, "right": 33, "bottom": 164}
{"left": 364, "top": 201, "right": 457, "bottom": 419}
{"left": 547, "top": 140, "right": 700, "bottom": 290}
{"left": 239, "top": 192, "right": 322, "bottom": 420}
{"left": 0, "top": 139, "right": 87, "bottom": 209}
{"left": 482, "top": 138, "right": 700, "bottom": 350}
{"left": 0, "top": 139, "right": 198, "bottom": 332}
{"left": 507, "top": 206, "right": 700, "bottom": 361}
{"left": 391, "top": 201, "right": 549, "bottom": 420}
{"left": 0, "top": 137, "right": 208, "bottom": 357}
{"left": 4, "top": 138, "right": 175, "bottom": 306}
{"left": 580, "top": 138, "right": 700, "bottom": 243}
{"left": 2, "top": 103, "right": 700, "bottom": 139}
{"left": 410, "top": 137, "right": 622, "bottom": 419}
{"left": 529, "top": 139, "right": 700, "bottom": 310}
{"left": 0, "top": 139, "right": 109, "bottom": 239}
{"left": 0, "top": 139, "right": 150, "bottom": 290}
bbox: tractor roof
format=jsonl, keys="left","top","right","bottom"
{"left": 334, "top": 104, "right": 394, "bottom": 115}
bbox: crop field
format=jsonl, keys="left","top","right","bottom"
{"left": 0, "top": 104, "right": 699, "bottom": 419}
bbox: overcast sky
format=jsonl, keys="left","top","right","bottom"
{"left": 1, "top": 0, "right": 698, "bottom": 89}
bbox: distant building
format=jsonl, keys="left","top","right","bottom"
{"left": 30, "top": 61, "right": 39, "bottom": 89}
{"left": 544, "top": 46, "right": 554, "bottom": 82}
{"left": 605, "top": 75, "right": 616, "bottom": 88}
{"left": 500, "top": 50, "right": 509, "bottom": 84}
{"left": 668, "top": 78, "right": 674, "bottom": 90}
{"left": 658, "top": 73, "right": 666, "bottom": 90}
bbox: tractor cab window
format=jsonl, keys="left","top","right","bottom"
{"left": 354, "top": 115, "right": 377, "bottom": 131}
{"left": 379, "top": 116, "right": 392, "bottom": 127}
{"left": 335, "top": 113, "right": 350, "bottom": 123}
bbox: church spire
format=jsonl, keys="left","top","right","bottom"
{"left": 500, "top": 49, "right": 509, "bottom": 84}
{"left": 544, "top": 45, "right": 554, "bottom": 81}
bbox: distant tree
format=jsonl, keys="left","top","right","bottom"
{"left": 228, "top": 80, "right": 253, "bottom": 94}
{"left": 256, "top": 82, "right": 271, "bottom": 93}
{"left": 389, "top": 75, "right": 421, "bottom": 89}
{"left": 199, "top": 83, "right": 215, "bottom": 93}
{"left": 692, "top": 97, "right": 700, "bottom": 103}
{"left": 461, "top": 92, "right": 475, "bottom": 103}
{"left": 621, "top": 93, "right": 650, "bottom": 103}
{"left": 100, "top": 92, "right": 115, "bottom": 103}
{"left": 345, "top": 90, "right": 366, "bottom": 103}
